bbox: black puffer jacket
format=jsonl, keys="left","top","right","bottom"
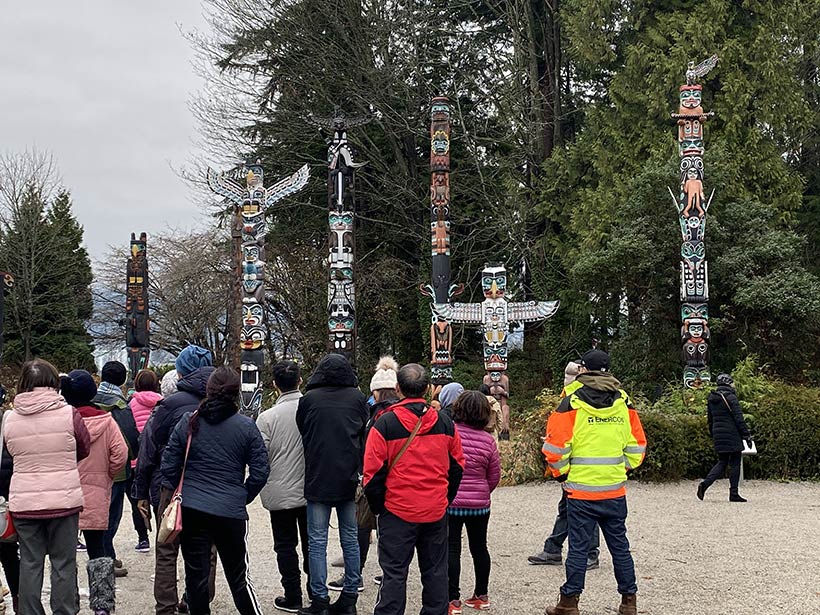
{"left": 707, "top": 385, "right": 751, "bottom": 454}
{"left": 296, "top": 355, "right": 368, "bottom": 503}
{"left": 132, "top": 367, "right": 214, "bottom": 507}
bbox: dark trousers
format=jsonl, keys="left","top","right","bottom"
{"left": 0, "top": 540, "right": 20, "bottom": 597}
{"left": 83, "top": 530, "right": 106, "bottom": 560}
{"left": 358, "top": 526, "right": 371, "bottom": 570}
{"left": 703, "top": 452, "right": 742, "bottom": 494}
{"left": 374, "top": 511, "right": 447, "bottom": 615}
{"left": 562, "top": 497, "right": 637, "bottom": 597}
{"left": 544, "top": 491, "right": 600, "bottom": 560}
{"left": 180, "top": 507, "right": 262, "bottom": 615}
{"left": 269, "top": 507, "right": 310, "bottom": 602}
{"left": 104, "top": 480, "right": 127, "bottom": 559}
{"left": 448, "top": 512, "right": 490, "bottom": 602}
{"left": 126, "top": 475, "right": 149, "bottom": 542}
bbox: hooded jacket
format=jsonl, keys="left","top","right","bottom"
{"left": 707, "top": 385, "right": 751, "bottom": 453}
{"left": 160, "top": 399, "right": 269, "bottom": 520}
{"left": 77, "top": 406, "right": 128, "bottom": 530}
{"left": 133, "top": 367, "right": 214, "bottom": 507}
{"left": 451, "top": 422, "right": 500, "bottom": 510}
{"left": 543, "top": 372, "right": 646, "bottom": 501}
{"left": 256, "top": 390, "right": 306, "bottom": 511}
{"left": 296, "top": 355, "right": 368, "bottom": 503}
{"left": 363, "top": 399, "right": 465, "bottom": 523}
{"left": 129, "top": 390, "right": 163, "bottom": 469}
{"left": 93, "top": 382, "right": 139, "bottom": 482}
{"left": 4, "top": 388, "right": 91, "bottom": 518}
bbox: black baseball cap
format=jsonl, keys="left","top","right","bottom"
{"left": 581, "top": 349, "right": 610, "bottom": 372}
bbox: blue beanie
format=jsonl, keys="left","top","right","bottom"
{"left": 60, "top": 369, "right": 98, "bottom": 408}
{"left": 439, "top": 382, "right": 465, "bottom": 409}
{"left": 175, "top": 345, "right": 213, "bottom": 377}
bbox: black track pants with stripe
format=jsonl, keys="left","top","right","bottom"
{"left": 180, "top": 507, "right": 262, "bottom": 615}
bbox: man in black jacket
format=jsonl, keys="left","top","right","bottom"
{"left": 133, "top": 345, "right": 214, "bottom": 615}
{"left": 296, "top": 354, "right": 368, "bottom": 615}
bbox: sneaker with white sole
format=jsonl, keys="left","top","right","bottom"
{"left": 327, "top": 575, "right": 364, "bottom": 593}
{"left": 464, "top": 595, "right": 490, "bottom": 610}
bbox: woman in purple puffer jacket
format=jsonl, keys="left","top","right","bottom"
{"left": 447, "top": 391, "right": 501, "bottom": 614}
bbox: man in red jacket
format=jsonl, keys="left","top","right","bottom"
{"left": 363, "top": 363, "right": 464, "bottom": 615}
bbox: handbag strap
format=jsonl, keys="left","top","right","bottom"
{"left": 174, "top": 412, "right": 196, "bottom": 495}
{"left": 389, "top": 414, "right": 424, "bottom": 472}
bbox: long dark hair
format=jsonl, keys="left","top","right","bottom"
{"left": 193, "top": 367, "right": 240, "bottom": 431}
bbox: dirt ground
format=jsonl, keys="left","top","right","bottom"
{"left": 14, "top": 480, "right": 820, "bottom": 614}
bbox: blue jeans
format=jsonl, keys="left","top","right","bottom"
{"left": 562, "top": 497, "right": 637, "bottom": 597}
{"left": 544, "top": 491, "right": 600, "bottom": 560}
{"left": 104, "top": 480, "right": 127, "bottom": 559}
{"left": 307, "top": 501, "right": 360, "bottom": 600}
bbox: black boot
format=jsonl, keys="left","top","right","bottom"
{"left": 87, "top": 557, "right": 115, "bottom": 615}
{"left": 299, "top": 597, "right": 330, "bottom": 615}
{"left": 729, "top": 492, "right": 747, "bottom": 502}
{"left": 330, "top": 591, "right": 358, "bottom": 614}
{"left": 697, "top": 482, "right": 707, "bottom": 500}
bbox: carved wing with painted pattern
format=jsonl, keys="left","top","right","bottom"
{"left": 265, "top": 164, "right": 310, "bottom": 207}
{"left": 206, "top": 167, "right": 246, "bottom": 206}
{"left": 432, "top": 302, "right": 482, "bottom": 324}
{"left": 507, "top": 300, "right": 559, "bottom": 322}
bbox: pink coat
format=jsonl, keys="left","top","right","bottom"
{"left": 451, "top": 422, "right": 501, "bottom": 510}
{"left": 5, "top": 388, "right": 85, "bottom": 515}
{"left": 77, "top": 407, "right": 128, "bottom": 530}
{"left": 129, "top": 391, "right": 162, "bottom": 469}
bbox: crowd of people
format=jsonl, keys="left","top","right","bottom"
{"left": 0, "top": 343, "right": 754, "bottom": 615}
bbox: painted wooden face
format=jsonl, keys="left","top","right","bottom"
{"left": 482, "top": 265, "right": 507, "bottom": 299}
{"left": 679, "top": 85, "right": 702, "bottom": 109}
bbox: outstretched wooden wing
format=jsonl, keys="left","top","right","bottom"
{"left": 689, "top": 54, "right": 718, "bottom": 82}
{"left": 432, "top": 302, "right": 482, "bottom": 324}
{"left": 507, "top": 300, "right": 559, "bottom": 323}
{"left": 265, "top": 164, "right": 310, "bottom": 207}
{"left": 206, "top": 167, "right": 246, "bottom": 206}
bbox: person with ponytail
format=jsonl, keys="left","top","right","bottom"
{"left": 160, "top": 367, "right": 269, "bottom": 615}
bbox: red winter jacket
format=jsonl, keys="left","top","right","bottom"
{"left": 363, "top": 399, "right": 464, "bottom": 524}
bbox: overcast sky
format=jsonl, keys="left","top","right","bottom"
{"left": 0, "top": 1, "right": 209, "bottom": 263}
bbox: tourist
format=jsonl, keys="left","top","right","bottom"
{"left": 0, "top": 385, "right": 19, "bottom": 614}
{"left": 528, "top": 359, "right": 601, "bottom": 569}
{"left": 62, "top": 369, "right": 128, "bottom": 615}
{"left": 93, "top": 360, "right": 140, "bottom": 577}
{"left": 328, "top": 356, "right": 400, "bottom": 593}
{"left": 256, "top": 360, "right": 310, "bottom": 613}
{"left": 697, "top": 373, "right": 752, "bottom": 502}
{"left": 542, "top": 349, "right": 646, "bottom": 615}
{"left": 128, "top": 368, "right": 162, "bottom": 553}
{"left": 363, "top": 363, "right": 464, "bottom": 615}
{"left": 437, "top": 381, "right": 464, "bottom": 421}
{"left": 5, "top": 359, "right": 91, "bottom": 615}
{"left": 161, "top": 366, "right": 268, "bottom": 615}
{"left": 296, "top": 354, "right": 368, "bottom": 615}
{"left": 134, "top": 344, "right": 214, "bottom": 615}
{"left": 161, "top": 369, "right": 179, "bottom": 397}
{"left": 447, "top": 391, "right": 500, "bottom": 614}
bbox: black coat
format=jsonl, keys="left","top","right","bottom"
{"left": 707, "top": 385, "right": 751, "bottom": 454}
{"left": 296, "top": 355, "right": 368, "bottom": 503}
{"left": 132, "top": 367, "right": 214, "bottom": 507}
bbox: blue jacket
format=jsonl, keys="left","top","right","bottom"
{"left": 160, "top": 407, "right": 268, "bottom": 520}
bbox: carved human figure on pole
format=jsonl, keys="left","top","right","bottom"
{"left": 207, "top": 159, "right": 310, "bottom": 416}
{"left": 433, "top": 263, "right": 558, "bottom": 437}
{"left": 124, "top": 233, "right": 150, "bottom": 384}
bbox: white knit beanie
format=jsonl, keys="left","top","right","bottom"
{"left": 369, "top": 356, "right": 399, "bottom": 392}
{"left": 161, "top": 369, "right": 179, "bottom": 397}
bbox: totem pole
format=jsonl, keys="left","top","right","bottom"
{"left": 420, "top": 96, "right": 464, "bottom": 396}
{"left": 668, "top": 55, "right": 718, "bottom": 388}
{"left": 308, "top": 108, "right": 371, "bottom": 365}
{"left": 433, "top": 263, "right": 558, "bottom": 436}
{"left": 0, "top": 272, "right": 14, "bottom": 364}
{"left": 124, "top": 233, "right": 150, "bottom": 383}
{"left": 207, "top": 160, "right": 310, "bottom": 416}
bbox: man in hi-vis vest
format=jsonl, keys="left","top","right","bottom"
{"left": 542, "top": 350, "right": 647, "bottom": 615}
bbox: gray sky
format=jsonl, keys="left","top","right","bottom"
{"left": 0, "top": 1, "right": 209, "bottom": 263}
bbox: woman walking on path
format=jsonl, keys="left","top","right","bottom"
{"left": 698, "top": 373, "right": 752, "bottom": 503}
{"left": 4, "top": 359, "right": 91, "bottom": 615}
{"left": 448, "top": 391, "right": 501, "bottom": 614}
{"left": 0, "top": 386, "right": 20, "bottom": 614}
{"left": 62, "top": 370, "right": 128, "bottom": 615}
{"left": 161, "top": 367, "right": 269, "bottom": 615}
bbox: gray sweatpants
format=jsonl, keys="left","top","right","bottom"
{"left": 15, "top": 513, "right": 80, "bottom": 615}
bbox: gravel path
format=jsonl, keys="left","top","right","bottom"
{"left": 30, "top": 480, "right": 820, "bottom": 614}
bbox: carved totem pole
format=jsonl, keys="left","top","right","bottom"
{"left": 125, "top": 233, "right": 150, "bottom": 382}
{"left": 308, "top": 108, "right": 370, "bottom": 365}
{"left": 207, "top": 160, "right": 310, "bottom": 416}
{"left": 0, "top": 272, "right": 14, "bottom": 364}
{"left": 420, "top": 97, "right": 464, "bottom": 394}
{"left": 433, "top": 264, "right": 558, "bottom": 435}
{"left": 668, "top": 55, "right": 718, "bottom": 388}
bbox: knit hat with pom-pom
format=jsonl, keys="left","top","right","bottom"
{"left": 369, "top": 356, "right": 399, "bottom": 392}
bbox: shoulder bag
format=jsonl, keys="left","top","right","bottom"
{"left": 158, "top": 415, "right": 194, "bottom": 544}
{"left": 0, "top": 412, "right": 16, "bottom": 541}
{"left": 719, "top": 393, "right": 757, "bottom": 456}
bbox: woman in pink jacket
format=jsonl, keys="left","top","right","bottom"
{"left": 447, "top": 391, "right": 501, "bottom": 614}
{"left": 61, "top": 370, "right": 128, "bottom": 615}
{"left": 130, "top": 369, "right": 162, "bottom": 434}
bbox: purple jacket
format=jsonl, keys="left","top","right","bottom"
{"left": 451, "top": 423, "right": 501, "bottom": 509}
